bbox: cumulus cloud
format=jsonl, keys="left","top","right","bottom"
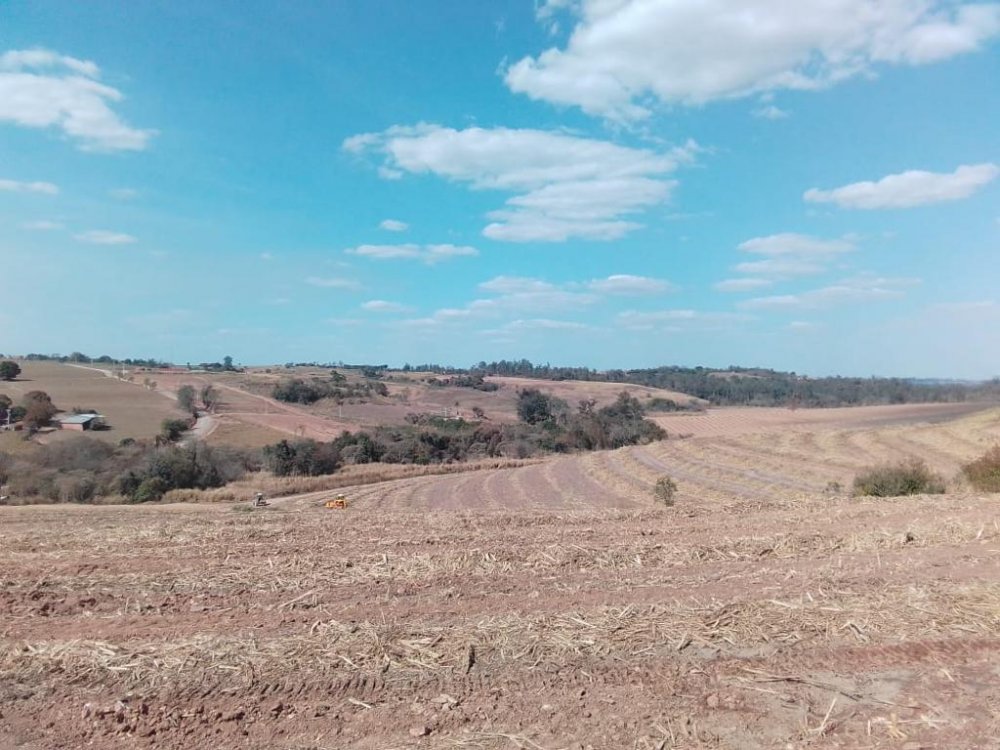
{"left": 75, "top": 229, "right": 137, "bottom": 245}
{"left": 361, "top": 299, "right": 414, "bottom": 313}
{"left": 346, "top": 243, "right": 479, "bottom": 264}
{"left": 804, "top": 163, "right": 999, "bottom": 209}
{"left": 506, "top": 1, "right": 1000, "bottom": 120}
{"left": 740, "top": 274, "right": 920, "bottom": 310}
{"left": 0, "top": 48, "right": 154, "bottom": 151}
{"left": 0, "top": 178, "right": 58, "bottom": 194}
{"left": 305, "top": 276, "right": 362, "bottom": 290}
{"left": 344, "top": 124, "right": 698, "bottom": 242}
{"left": 586, "top": 274, "right": 674, "bottom": 295}
{"left": 379, "top": 218, "right": 409, "bottom": 232}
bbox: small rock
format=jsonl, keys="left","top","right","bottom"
{"left": 706, "top": 693, "right": 720, "bottom": 709}
{"left": 409, "top": 725, "right": 431, "bottom": 737}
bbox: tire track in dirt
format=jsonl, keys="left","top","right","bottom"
{"left": 632, "top": 443, "right": 779, "bottom": 500}
{"left": 700, "top": 436, "right": 841, "bottom": 489}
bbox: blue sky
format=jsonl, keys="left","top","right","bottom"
{"left": 1, "top": 1, "right": 998, "bottom": 377}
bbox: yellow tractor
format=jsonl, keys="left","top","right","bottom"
{"left": 324, "top": 494, "right": 348, "bottom": 509}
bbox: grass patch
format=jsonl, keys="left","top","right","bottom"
{"left": 962, "top": 445, "right": 1000, "bottom": 492}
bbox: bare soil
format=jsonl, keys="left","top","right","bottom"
{"left": 2, "top": 406, "right": 1000, "bottom": 749}
{"left": 0, "top": 361, "right": 186, "bottom": 442}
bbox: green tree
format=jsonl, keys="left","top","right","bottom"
{"left": 223, "top": 355, "right": 234, "bottom": 370}
{"left": 0, "top": 361, "right": 21, "bottom": 381}
{"left": 176, "top": 385, "right": 197, "bottom": 414}
{"left": 516, "top": 389, "right": 554, "bottom": 425}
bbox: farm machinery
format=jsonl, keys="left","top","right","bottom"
{"left": 324, "top": 494, "right": 348, "bottom": 509}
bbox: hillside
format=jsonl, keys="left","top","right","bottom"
{"left": 0, "top": 361, "right": 186, "bottom": 444}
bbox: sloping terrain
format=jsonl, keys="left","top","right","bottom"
{"left": 0, "top": 361, "right": 186, "bottom": 442}
{"left": 2, "top": 406, "right": 999, "bottom": 748}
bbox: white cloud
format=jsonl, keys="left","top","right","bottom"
{"left": 109, "top": 187, "right": 139, "bottom": 200}
{"left": 739, "top": 233, "right": 855, "bottom": 257}
{"left": 741, "top": 275, "right": 920, "bottom": 310}
{"left": 425, "top": 244, "right": 479, "bottom": 262}
{"left": 586, "top": 274, "right": 674, "bottom": 295}
{"left": 733, "top": 258, "right": 829, "bottom": 278}
{"left": 305, "top": 276, "right": 362, "bottom": 290}
{"left": 506, "top": 1, "right": 1000, "bottom": 120}
{"left": 399, "top": 275, "right": 600, "bottom": 330}
{"left": 75, "top": 229, "right": 137, "bottom": 245}
{"left": 931, "top": 299, "right": 998, "bottom": 313}
{"left": 21, "top": 219, "right": 63, "bottom": 231}
{"left": 617, "top": 308, "right": 748, "bottom": 331}
{"left": 361, "top": 299, "right": 414, "bottom": 313}
{"left": 0, "top": 48, "right": 154, "bottom": 151}
{"left": 788, "top": 320, "right": 821, "bottom": 332}
{"left": 726, "top": 233, "right": 856, "bottom": 281}
{"left": 347, "top": 244, "right": 422, "bottom": 260}
{"left": 497, "top": 318, "right": 591, "bottom": 332}
{"left": 346, "top": 242, "right": 479, "bottom": 263}
{"left": 804, "top": 163, "right": 999, "bottom": 209}
{"left": 344, "top": 124, "right": 698, "bottom": 242}
{"left": 0, "top": 178, "right": 59, "bottom": 194}
{"left": 753, "top": 105, "right": 790, "bottom": 120}
{"left": 714, "top": 278, "right": 774, "bottom": 293}
{"left": 379, "top": 219, "right": 409, "bottom": 232}
{"left": 259, "top": 252, "right": 274, "bottom": 261}
{"left": 479, "top": 276, "right": 555, "bottom": 294}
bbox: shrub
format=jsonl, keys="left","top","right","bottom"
{"left": 176, "top": 385, "right": 197, "bottom": 414}
{"left": 517, "top": 389, "right": 556, "bottom": 425}
{"left": 22, "top": 391, "right": 58, "bottom": 428}
{"left": 852, "top": 459, "right": 946, "bottom": 497}
{"left": 962, "top": 445, "right": 1000, "bottom": 492}
{"left": 654, "top": 476, "right": 677, "bottom": 506}
{"left": 160, "top": 418, "right": 190, "bottom": 442}
{"left": 132, "top": 476, "right": 169, "bottom": 503}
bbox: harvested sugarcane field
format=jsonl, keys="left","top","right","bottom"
{"left": 5, "top": 1, "right": 1000, "bottom": 747}
{"left": 4, "top": 403, "right": 1000, "bottom": 749}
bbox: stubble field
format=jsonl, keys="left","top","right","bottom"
{"left": 2, "top": 404, "right": 1000, "bottom": 749}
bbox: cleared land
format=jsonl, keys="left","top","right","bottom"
{"left": 3, "top": 405, "right": 1000, "bottom": 748}
{"left": 117, "top": 367, "right": 709, "bottom": 444}
{"left": 0, "top": 361, "right": 186, "bottom": 442}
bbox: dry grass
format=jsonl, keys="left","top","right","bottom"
{"left": 161, "top": 458, "right": 542, "bottom": 503}
{"left": 4, "top": 581, "right": 998, "bottom": 690}
{"left": 1, "top": 361, "right": 185, "bottom": 441}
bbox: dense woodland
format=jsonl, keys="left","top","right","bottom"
{"left": 458, "top": 360, "right": 999, "bottom": 407}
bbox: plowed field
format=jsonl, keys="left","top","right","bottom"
{"left": 2, "top": 405, "right": 1000, "bottom": 749}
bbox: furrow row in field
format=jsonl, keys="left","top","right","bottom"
{"left": 634, "top": 442, "right": 803, "bottom": 502}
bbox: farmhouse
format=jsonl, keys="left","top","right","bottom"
{"left": 57, "top": 413, "right": 104, "bottom": 431}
